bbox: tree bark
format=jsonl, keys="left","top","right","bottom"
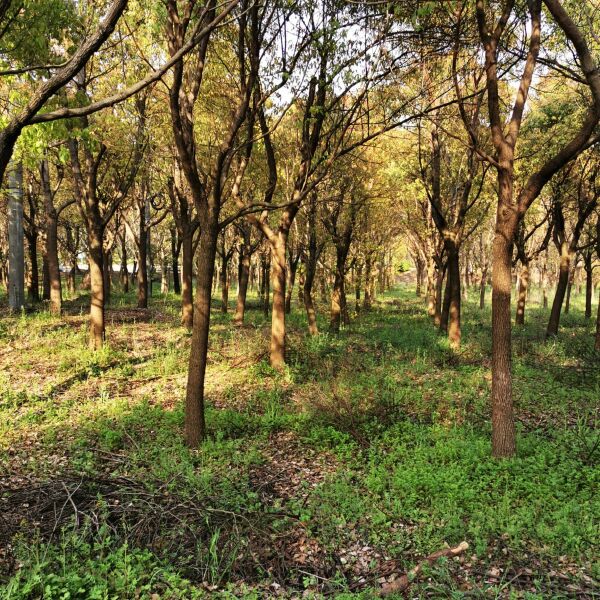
{"left": 8, "top": 163, "right": 24, "bottom": 311}
{"left": 184, "top": 223, "right": 218, "bottom": 447}
{"left": 88, "top": 231, "right": 105, "bottom": 350}
{"left": 491, "top": 217, "right": 516, "bottom": 458}
{"left": 137, "top": 201, "right": 149, "bottom": 308}
{"left": 446, "top": 243, "right": 461, "bottom": 348}
{"left": 220, "top": 256, "right": 229, "bottom": 313}
{"left": 181, "top": 233, "right": 194, "bottom": 328}
{"left": 584, "top": 252, "right": 593, "bottom": 319}
{"left": 285, "top": 252, "right": 300, "bottom": 314}
{"left": 234, "top": 243, "right": 251, "bottom": 325}
{"left": 171, "top": 227, "right": 181, "bottom": 295}
{"left": 119, "top": 233, "right": 129, "bottom": 293}
{"left": 26, "top": 228, "right": 39, "bottom": 302}
{"left": 546, "top": 246, "right": 571, "bottom": 338}
{"left": 479, "top": 267, "right": 487, "bottom": 309}
{"left": 42, "top": 253, "right": 50, "bottom": 301}
{"left": 103, "top": 249, "right": 112, "bottom": 304}
{"left": 515, "top": 261, "right": 529, "bottom": 325}
{"left": 270, "top": 234, "right": 287, "bottom": 368}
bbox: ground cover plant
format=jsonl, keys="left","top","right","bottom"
{"left": 1, "top": 286, "right": 598, "bottom": 598}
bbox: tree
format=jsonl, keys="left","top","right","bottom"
{"left": 473, "top": 0, "right": 600, "bottom": 457}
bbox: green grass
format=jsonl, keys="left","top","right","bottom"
{"left": 0, "top": 284, "right": 598, "bottom": 598}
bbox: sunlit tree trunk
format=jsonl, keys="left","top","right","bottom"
{"left": 515, "top": 260, "right": 529, "bottom": 325}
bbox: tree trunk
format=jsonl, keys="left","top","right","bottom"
{"left": 220, "top": 256, "right": 229, "bottom": 313}
{"left": 363, "top": 255, "right": 372, "bottom": 310}
{"left": 234, "top": 245, "right": 251, "bottom": 326}
{"left": 330, "top": 244, "right": 349, "bottom": 334}
{"left": 137, "top": 217, "right": 148, "bottom": 309}
{"left": 263, "top": 256, "right": 270, "bottom": 317}
{"left": 270, "top": 234, "right": 287, "bottom": 368}
{"left": 88, "top": 232, "right": 105, "bottom": 350}
{"left": 42, "top": 253, "right": 50, "bottom": 301}
{"left": 285, "top": 254, "right": 299, "bottom": 314}
{"left": 434, "top": 265, "right": 444, "bottom": 326}
{"left": 515, "top": 261, "right": 529, "bottom": 325}
{"left": 491, "top": 222, "right": 516, "bottom": 458}
{"left": 426, "top": 257, "right": 436, "bottom": 317}
{"left": 479, "top": 267, "right": 487, "bottom": 309}
{"left": 184, "top": 224, "right": 218, "bottom": 447}
{"left": 546, "top": 247, "right": 571, "bottom": 338}
{"left": 446, "top": 243, "right": 461, "bottom": 349}
{"left": 354, "top": 263, "right": 362, "bottom": 314}
{"left": 119, "top": 234, "right": 129, "bottom": 293}
{"left": 440, "top": 269, "right": 451, "bottom": 334}
{"left": 171, "top": 228, "right": 181, "bottom": 295}
{"left": 565, "top": 266, "right": 574, "bottom": 315}
{"left": 8, "top": 163, "right": 24, "bottom": 311}
{"left": 415, "top": 256, "right": 423, "bottom": 296}
{"left": 26, "top": 230, "right": 39, "bottom": 302}
{"left": 181, "top": 233, "right": 194, "bottom": 328}
{"left": 103, "top": 249, "right": 112, "bottom": 304}
{"left": 595, "top": 294, "right": 600, "bottom": 351}
{"left": 541, "top": 252, "right": 548, "bottom": 309}
{"left": 584, "top": 253, "right": 593, "bottom": 319}
{"left": 68, "top": 263, "right": 76, "bottom": 295}
{"left": 161, "top": 254, "right": 169, "bottom": 294}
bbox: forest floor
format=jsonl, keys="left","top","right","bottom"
{"left": 0, "top": 285, "right": 598, "bottom": 599}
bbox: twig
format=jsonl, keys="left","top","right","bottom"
{"left": 379, "top": 541, "right": 469, "bottom": 596}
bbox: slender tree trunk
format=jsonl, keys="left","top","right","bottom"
{"left": 104, "top": 249, "right": 113, "bottom": 303}
{"left": 440, "top": 268, "right": 451, "bottom": 334}
{"left": 515, "top": 261, "right": 529, "bottom": 325}
{"left": 363, "top": 255, "right": 372, "bottom": 310}
{"left": 68, "top": 263, "right": 76, "bottom": 295}
{"left": 304, "top": 205, "right": 319, "bottom": 335}
{"left": 426, "top": 257, "right": 436, "bottom": 317}
{"left": 42, "top": 253, "right": 50, "bottom": 301}
{"left": 26, "top": 231, "right": 39, "bottom": 302}
{"left": 234, "top": 245, "right": 250, "bottom": 326}
{"left": 584, "top": 253, "right": 593, "bottom": 319}
{"left": 354, "top": 263, "right": 362, "bottom": 313}
{"left": 330, "top": 244, "right": 349, "bottom": 334}
{"left": 88, "top": 231, "right": 105, "bottom": 350}
{"left": 330, "top": 269, "right": 343, "bottom": 334}
{"left": 565, "top": 266, "right": 574, "bottom": 315}
{"left": 595, "top": 294, "right": 600, "bottom": 351}
{"left": 434, "top": 265, "right": 444, "bottom": 326}
{"left": 137, "top": 218, "right": 148, "bottom": 309}
{"left": 285, "top": 254, "right": 299, "bottom": 314}
{"left": 220, "top": 256, "right": 229, "bottom": 313}
{"left": 491, "top": 216, "right": 516, "bottom": 458}
{"left": 270, "top": 233, "right": 287, "bottom": 368}
{"left": 263, "top": 256, "right": 270, "bottom": 317}
{"left": 119, "top": 234, "right": 129, "bottom": 293}
{"left": 46, "top": 220, "right": 61, "bottom": 313}
{"left": 184, "top": 223, "right": 218, "bottom": 447}
{"left": 479, "top": 267, "right": 487, "bottom": 309}
{"left": 161, "top": 253, "right": 169, "bottom": 294}
{"left": 181, "top": 233, "right": 193, "bottom": 328}
{"left": 541, "top": 252, "right": 548, "bottom": 309}
{"left": 446, "top": 243, "right": 461, "bottom": 348}
{"left": 171, "top": 228, "right": 181, "bottom": 295}
{"left": 415, "top": 257, "right": 423, "bottom": 296}
{"left": 8, "top": 163, "right": 24, "bottom": 311}
{"left": 546, "top": 247, "right": 571, "bottom": 338}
